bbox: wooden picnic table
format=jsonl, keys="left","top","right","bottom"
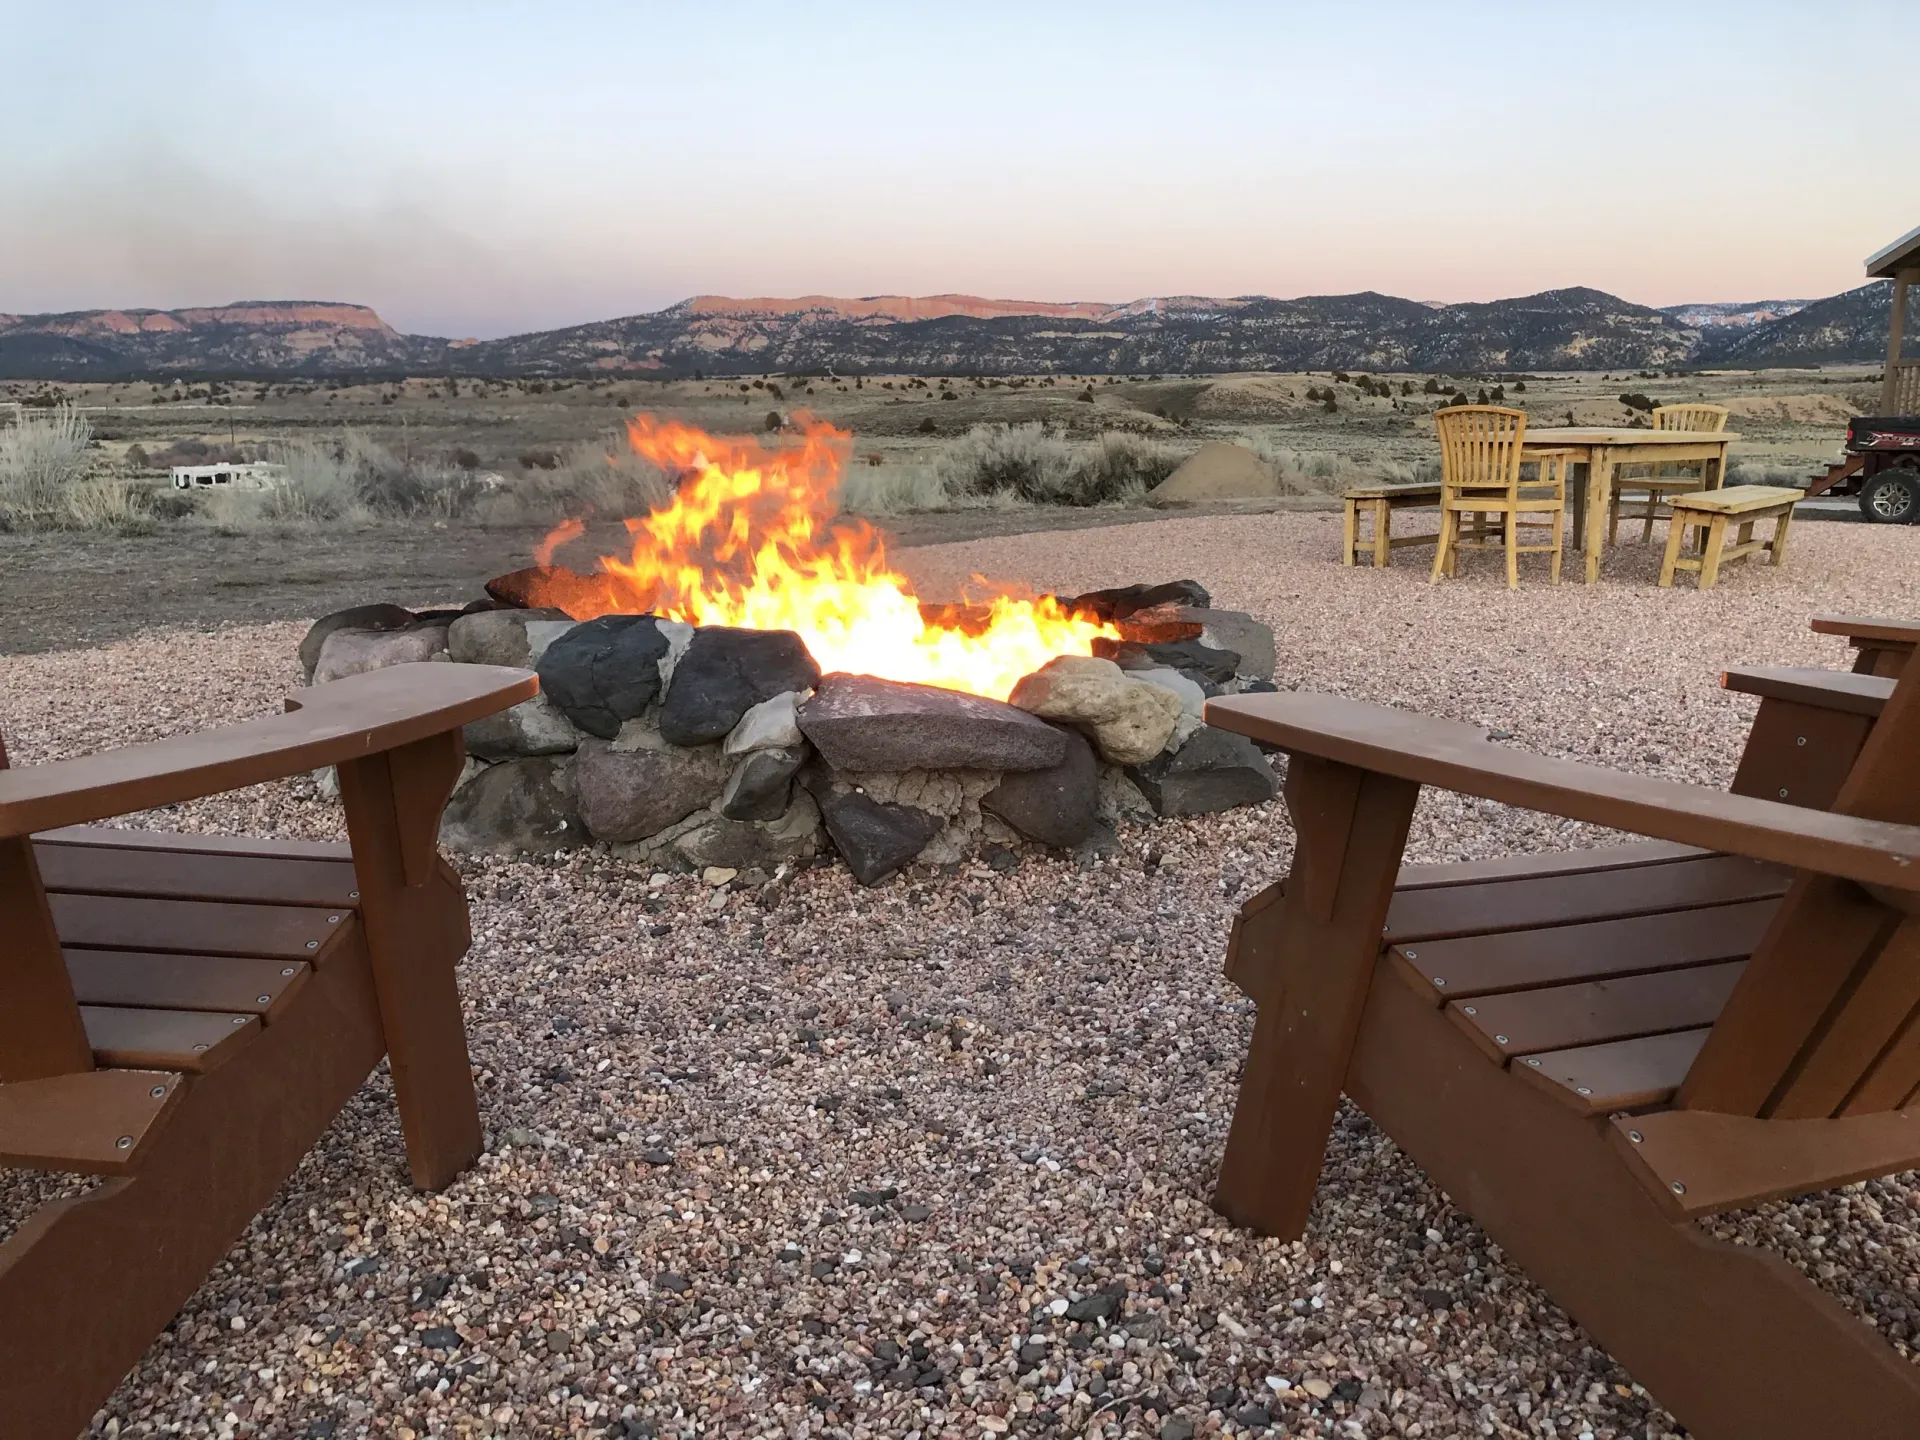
{"left": 1520, "top": 428, "right": 1739, "bottom": 584}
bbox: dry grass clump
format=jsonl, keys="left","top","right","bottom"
{"left": 477, "top": 438, "right": 674, "bottom": 523}
{"left": 194, "top": 433, "right": 678, "bottom": 530}
{"left": 835, "top": 460, "right": 957, "bottom": 516}
{"left": 1727, "top": 457, "right": 1813, "bottom": 488}
{"left": 0, "top": 404, "right": 150, "bottom": 531}
{"left": 1234, "top": 433, "right": 1429, "bottom": 494}
{"left": 198, "top": 431, "right": 484, "bottom": 528}
{"left": 930, "top": 423, "right": 1185, "bottom": 507}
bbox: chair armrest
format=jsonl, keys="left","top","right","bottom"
{"left": 1205, "top": 691, "right": 1920, "bottom": 892}
{"left": 0, "top": 664, "right": 536, "bottom": 839}
{"left": 1809, "top": 615, "right": 1920, "bottom": 647}
{"left": 1720, "top": 666, "right": 1894, "bottom": 718}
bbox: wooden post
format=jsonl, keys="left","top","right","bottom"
{"left": 335, "top": 730, "right": 482, "bottom": 1189}
{"left": 1213, "top": 755, "right": 1419, "bottom": 1238}
{"left": 1886, "top": 270, "right": 1912, "bottom": 414}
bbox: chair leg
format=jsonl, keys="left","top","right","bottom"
{"left": 1641, "top": 486, "right": 1660, "bottom": 544}
{"left": 1213, "top": 759, "right": 1419, "bottom": 1239}
{"left": 1430, "top": 508, "right": 1455, "bottom": 584}
{"left": 1505, "top": 506, "right": 1519, "bottom": 589}
{"left": 1344, "top": 975, "right": 1920, "bottom": 1440}
{"left": 1550, "top": 499, "right": 1565, "bottom": 585}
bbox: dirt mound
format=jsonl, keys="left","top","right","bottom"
{"left": 1147, "top": 442, "right": 1278, "bottom": 506}
{"left": 1189, "top": 376, "right": 1303, "bottom": 419}
{"left": 1723, "top": 394, "right": 1863, "bottom": 425}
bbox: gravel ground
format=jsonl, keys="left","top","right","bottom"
{"left": 4, "top": 512, "right": 1920, "bottom": 1440}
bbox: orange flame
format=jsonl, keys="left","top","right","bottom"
{"left": 528, "top": 413, "right": 1119, "bottom": 700}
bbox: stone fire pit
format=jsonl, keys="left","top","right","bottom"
{"left": 298, "top": 581, "right": 1279, "bottom": 884}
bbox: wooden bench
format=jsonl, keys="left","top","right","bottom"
{"left": 1810, "top": 614, "right": 1920, "bottom": 678}
{"left": 1659, "top": 484, "right": 1800, "bottom": 589}
{"left": 1341, "top": 483, "right": 1442, "bottom": 567}
{"left": 0, "top": 663, "right": 532, "bottom": 1439}
{"left": 1204, "top": 654, "right": 1920, "bottom": 1440}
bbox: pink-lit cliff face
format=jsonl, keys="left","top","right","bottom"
{"left": 1, "top": 4, "right": 1904, "bottom": 338}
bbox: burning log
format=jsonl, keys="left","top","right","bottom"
{"left": 485, "top": 565, "right": 655, "bottom": 619}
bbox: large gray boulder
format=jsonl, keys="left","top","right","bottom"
{"left": 312, "top": 623, "right": 450, "bottom": 684}
{"left": 799, "top": 674, "right": 1066, "bottom": 774}
{"left": 1127, "top": 725, "right": 1278, "bottom": 817}
{"left": 299, "top": 604, "right": 415, "bottom": 681}
{"left": 981, "top": 726, "right": 1099, "bottom": 848}
{"left": 535, "top": 615, "right": 670, "bottom": 739}
{"left": 441, "top": 756, "right": 581, "bottom": 854}
{"left": 462, "top": 693, "right": 579, "bottom": 759}
{"left": 573, "top": 737, "right": 729, "bottom": 842}
{"left": 448, "top": 607, "right": 571, "bottom": 667}
{"left": 1007, "top": 655, "right": 1182, "bottom": 765}
{"left": 659, "top": 628, "right": 821, "bottom": 746}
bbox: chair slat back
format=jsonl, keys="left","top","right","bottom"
{"left": 0, "top": 730, "right": 97, "bottom": 1081}
{"left": 1435, "top": 405, "right": 1527, "bottom": 501}
{"left": 1679, "top": 662, "right": 1920, "bottom": 1117}
{"left": 1653, "top": 403, "right": 1729, "bottom": 433}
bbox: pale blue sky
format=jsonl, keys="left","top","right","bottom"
{"left": 2, "top": 1, "right": 1908, "bottom": 337}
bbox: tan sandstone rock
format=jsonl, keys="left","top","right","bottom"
{"left": 1008, "top": 655, "right": 1182, "bottom": 765}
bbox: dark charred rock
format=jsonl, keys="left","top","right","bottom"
{"left": 1128, "top": 725, "right": 1278, "bottom": 816}
{"left": 535, "top": 615, "right": 670, "bottom": 739}
{"left": 981, "top": 727, "right": 1099, "bottom": 847}
{"left": 1066, "top": 580, "right": 1211, "bottom": 622}
{"left": 719, "top": 745, "right": 807, "bottom": 821}
{"left": 659, "top": 627, "right": 821, "bottom": 746}
{"left": 815, "top": 789, "right": 944, "bottom": 885}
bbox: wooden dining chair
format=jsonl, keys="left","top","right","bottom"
{"left": 1430, "top": 405, "right": 1566, "bottom": 589}
{"left": 1611, "top": 403, "right": 1731, "bottom": 545}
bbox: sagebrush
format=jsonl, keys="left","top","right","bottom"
{"left": 0, "top": 404, "right": 150, "bottom": 531}
{"left": 930, "top": 424, "right": 1184, "bottom": 507}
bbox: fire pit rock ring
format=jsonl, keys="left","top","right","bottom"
{"left": 298, "top": 579, "right": 1279, "bottom": 885}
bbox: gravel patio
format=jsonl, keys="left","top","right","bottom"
{"left": 5, "top": 510, "right": 1920, "bottom": 1440}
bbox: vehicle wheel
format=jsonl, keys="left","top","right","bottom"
{"left": 1859, "top": 468, "right": 1919, "bottom": 524}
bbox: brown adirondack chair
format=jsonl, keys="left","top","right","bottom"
{"left": 1722, "top": 663, "right": 1894, "bottom": 812}
{"left": 1812, "top": 614, "right": 1919, "bottom": 678}
{"left": 1205, "top": 660, "right": 1920, "bottom": 1440}
{"left": 0, "top": 662, "right": 534, "bottom": 1440}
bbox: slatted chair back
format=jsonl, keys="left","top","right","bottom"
{"left": 1435, "top": 404, "right": 1528, "bottom": 501}
{"left": 1653, "top": 403, "right": 1730, "bottom": 433}
{"left": 1681, "top": 660, "right": 1920, "bottom": 1117}
{"left": 0, "top": 728, "right": 96, "bottom": 1083}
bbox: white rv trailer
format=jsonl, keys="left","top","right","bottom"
{"left": 169, "top": 462, "right": 287, "bottom": 491}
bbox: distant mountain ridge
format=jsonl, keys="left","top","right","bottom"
{"left": 0, "top": 284, "right": 1894, "bottom": 379}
